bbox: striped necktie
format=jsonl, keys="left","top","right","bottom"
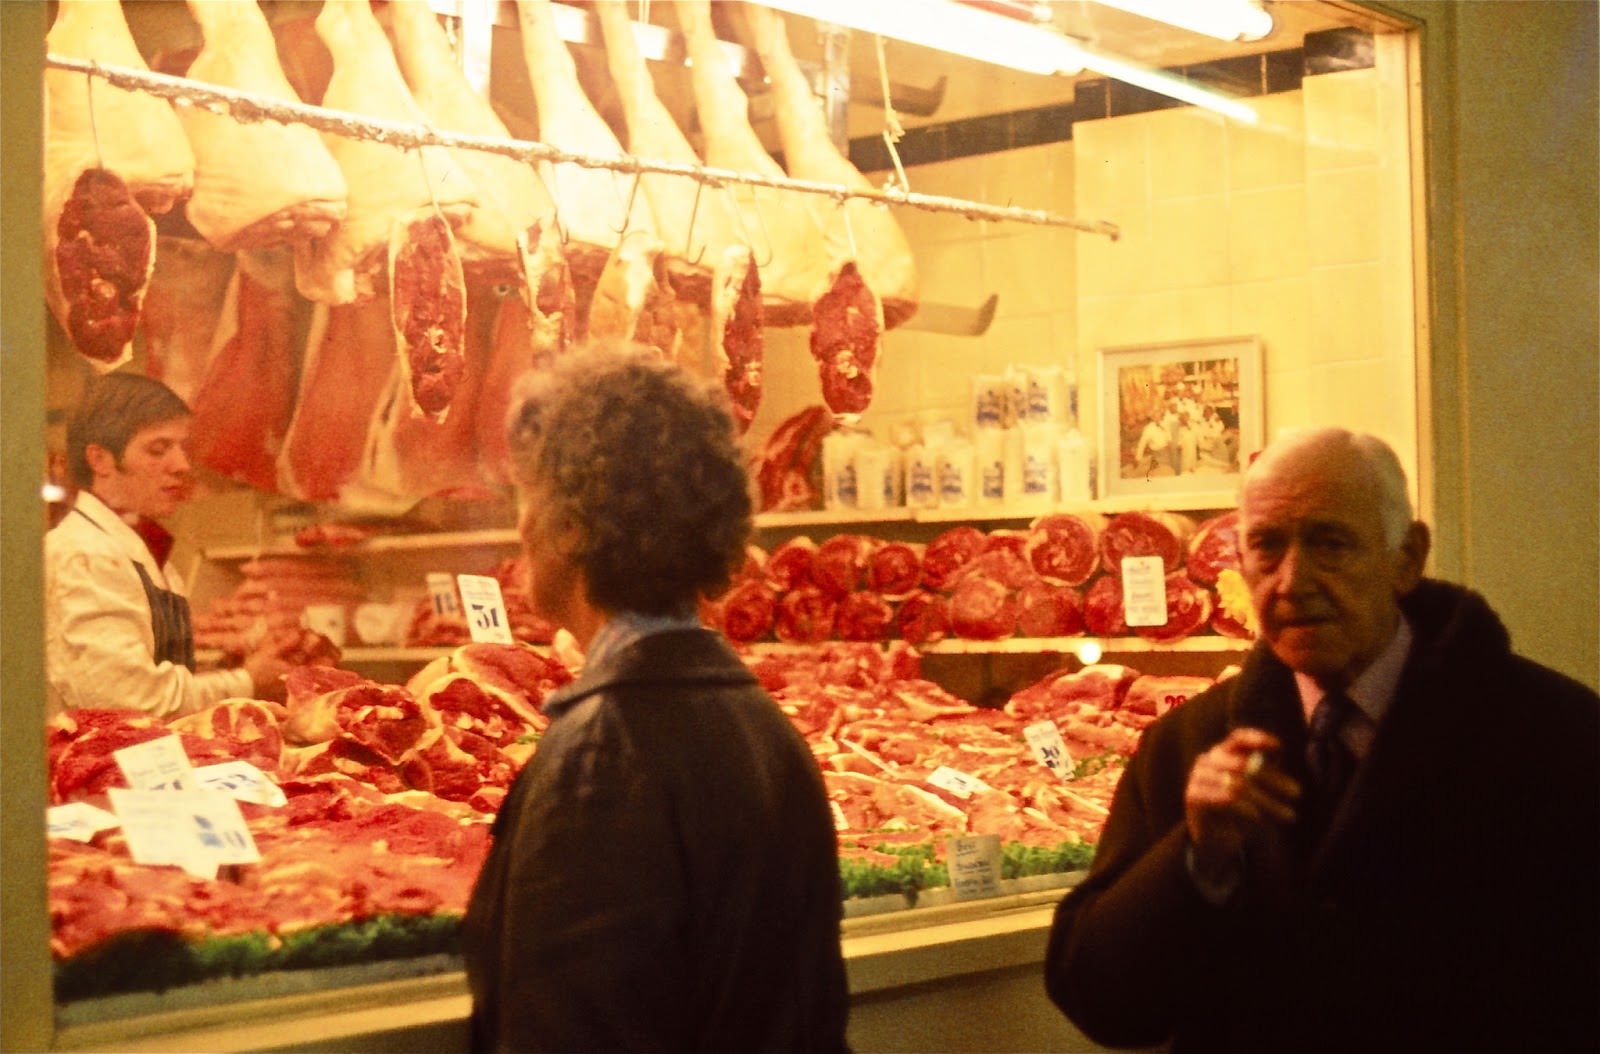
{"left": 1305, "top": 690, "right": 1358, "bottom": 824}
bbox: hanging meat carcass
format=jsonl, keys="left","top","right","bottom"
{"left": 176, "top": 0, "right": 348, "bottom": 254}
{"left": 385, "top": 0, "right": 556, "bottom": 284}
{"left": 292, "top": 0, "right": 478, "bottom": 307}
{"left": 139, "top": 236, "right": 237, "bottom": 404}
{"left": 43, "top": 0, "right": 196, "bottom": 369}
{"left": 740, "top": 3, "right": 919, "bottom": 331}
{"left": 709, "top": 244, "right": 765, "bottom": 433}
{"left": 187, "top": 248, "right": 308, "bottom": 494}
{"left": 675, "top": 0, "right": 829, "bottom": 328}
{"left": 512, "top": 0, "right": 659, "bottom": 328}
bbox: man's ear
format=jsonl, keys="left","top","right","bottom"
{"left": 1393, "top": 520, "right": 1430, "bottom": 595}
{"left": 83, "top": 443, "right": 117, "bottom": 481}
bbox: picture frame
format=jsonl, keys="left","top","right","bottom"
{"left": 1096, "top": 335, "right": 1263, "bottom": 503}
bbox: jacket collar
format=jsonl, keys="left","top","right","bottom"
{"left": 543, "top": 627, "right": 758, "bottom": 719}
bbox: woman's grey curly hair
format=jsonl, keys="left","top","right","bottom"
{"left": 504, "top": 342, "right": 754, "bottom": 615}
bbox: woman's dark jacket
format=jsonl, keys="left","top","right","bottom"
{"left": 1045, "top": 579, "right": 1600, "bottom": 1053}
{"left": 463, "top": 627, "right": 850, "bottom": 1053}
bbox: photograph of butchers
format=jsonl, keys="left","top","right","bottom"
{"left": 461, "top": 342, "right": 850, "bottom": 1053}
{"left": 44, "top": 372, "right": 302, "bottom": 719}
{"left": 1044, "top": 426, "right": 1599, "bottom": 1053}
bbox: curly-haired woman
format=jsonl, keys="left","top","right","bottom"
{"left": 462, "top": 343, "right": 850, "bottom": 1053}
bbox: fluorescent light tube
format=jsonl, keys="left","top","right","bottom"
{"left": 1078, "top": 47, "right": 1259, "bottom": 123}
{"left": 1090, "top": 0, "right": 1273, "bottom": 42}
{"left": 759, "top": 0, "right": 1086, "bottom": 76}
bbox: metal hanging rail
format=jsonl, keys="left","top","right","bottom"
{"left": 44, "top": 54, "right": 1120, "bottom": 241}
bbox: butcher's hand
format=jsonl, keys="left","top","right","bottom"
{"left": 242, "top": 631, "right": 300, "bottom": 703}
{"left": 1184, "top": 727, "right": 1299, "bottom": 886}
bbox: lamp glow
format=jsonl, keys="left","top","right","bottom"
{"left": 759, "top": 0, "right": 1085, "bottom": 76}
{"left": 1078, "top": 47, "right": 1260, "bottom": 123}
{"left": 1091, "top": 0, "right": 1273, "bottom": 42}
{"left": 1075, "top": 640, "right": 1104, "bottom": 665}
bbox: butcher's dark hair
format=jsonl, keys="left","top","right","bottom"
{"left": 504, "top": 342, "right": 753, "bottom": 616}
{"left": 65, "top": 372, "right": 192, "bottom": 488}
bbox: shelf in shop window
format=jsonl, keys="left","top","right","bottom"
{"left": 203, "top": 529, "right": 521, "bottom": 563}
{"left": 754, "top": 496, "right": 1235, "bottom": 531}
{"left": 920, "top": 635, "right": 1253, "bottom": 655}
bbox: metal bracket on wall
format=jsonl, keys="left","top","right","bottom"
{"left": 897, "top": 293, "right": 1000, "bottom": 337}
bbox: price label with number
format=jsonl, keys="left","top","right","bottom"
{"left": 1121, "top": 555, "right": 1170, "bottom": 627}
{"left": 115, "top": 734, "right": 194, "bottom": 791}
{"left": 427, "top": 572, "right": 462, "bottom": 617}
{"left": 1024, "top": 720, "right": 1075, "bottom": 779}
{"left": 191, "top": 761, "right": 287, "bottom": 807}
{"left": 109, "top": 788, "right": 260, "bottom": 879}
{"left": 457, "top": 573, "right": 514, "bottom": 644}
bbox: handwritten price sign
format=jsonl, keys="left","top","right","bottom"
{"left": 1024, "top": 720, "right": 1075, "bottom": 780}
{"left": 457, "top": 574, "right": 514, "bottom": 644}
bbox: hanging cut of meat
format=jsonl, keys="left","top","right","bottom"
{"left": 293, "top": 0, "right": 477, "bottom": 306}
{"left": 385, "top": 0, "right": 556, "bottom": 283}
{"left": 49, "top": 169, "right": 155, "bottom": 369}
{"left": 277, "top": 297, "right": 401, "bottom": 508}
{"left": 718, "top": 580, "right": 780, "bottom": 643}
{"left": 809, "top": 261, "right": 884, "bottom": 416}
{"left": 1099, "top": 510, "right": 1198, "bottom": 576}
{"left": 921, "top": 526, "right": 987, "bottom": 592}
{"left": 1016, "top": 580, "right": 1085, "bottom": 638}
{"left": 894, "top": 590, "right": 950, "bottom": 646}
{"left": 139, "top": 236, "right": 236, "bottom": 402}
{"left": 752, "top": 405, "right": 831, "bottom": 512}
{"left": 1024, "top": 513, "right": 1106, "bottom": 587}
{"left": 1186, "top": 510, "right": 1242, "bottom": 586}
{"left": 176, "top": 0, "right": 348, "bottom": 253}
{"left": 594, "top": 0, "right": 746, "bottom": 310}
{"left": 741, "top": 3, "right": 919, "bottom": 330}
{"left": 388, "top": 210, "right": 467, "bottom": 417}
{"left": 44, "top": 0, "right": 194, "bottom": 219}
{"left": 675, "top": 0, "right": 829, "bottom": 327}
{"left": 774, "top": 587, "right": 838, "bottom": 644}
{"left": 710, "top": 244, "right": 765, "bottom": 432}
{"left": 583, "top": 232, "right": 675, "bottom": 358}
{"left": 867, "top": 542, "right": 924, "bottom": 601}
{"left": 188, "top": 249, "right": 306, "bottom": 494}
{"left": 513, "top": 0, "right": 658, "bottom": 313}
{"left": 1134, "top": 572, "right": 1214, "bottom": 644}
{"left": 1082, "top": 575, "right": 1130, "bottom": 637}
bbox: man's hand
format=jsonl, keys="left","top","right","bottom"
{"left": 241, "top": 629, "right": 303, "bottom": 703}
{"left": 1185, "top": 727, "right": 1300, "bottom": 885}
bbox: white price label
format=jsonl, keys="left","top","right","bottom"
{"left": 927, "top": 765, "right": 992, "bottom": 800}
{"left": 946, "top": 834, "right": 1004, "bottom": 901}
{"left": 1024, "top": 720, "right": 1075, "bottom": 779}
{"left": 109, "top": 788, "right": 260, "bottom": 879}
{"left": 457, "top": 574, "right": 514, "bottom": 644}
{"left": 1121, "top": 555, "right": 1170, "bottom": 627}
{"left": 115, "top": 735, "right": 194, "bottom": 791}
{"left": 427, "top": 572, "right": 462, "bottom": 617}
{"left": 191, "top": 761, "right": 287, "bottom": 807}
{"left": 47, "top": 802, "right": 120, "bottom": 842}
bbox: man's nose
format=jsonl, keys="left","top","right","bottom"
{"left": 170, "top": 446, "right": 192, "bottom": 473}
{"left": 1276, "top": 540, "right": 1315, "bottom": 593}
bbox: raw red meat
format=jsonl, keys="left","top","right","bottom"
{"left": 1016, "top": 580, "right": 1085, "bottom": 638}
{"left": 1134, "top": 572, "right": 1214, "bottom": 644}
{"left": 1004, "top": 663, "right": 1141, "bottom": 723}
{"left": 1024, "top": 513, "right": 1104, "bottom": 587}
{"left": 809, "top": 262, "right": 883, "bottom": 415}
{"left": 752, "top": 405, "right": 831, "bottom": 512}
{"left": 949, "top": 577, "right": 1017, "bottom": 640}
{"left": 1211, "top": 603, "right": 1255, "bottom": 640}
{"left": 1186, "top": 510, "right": 1242, "bottom": 586}
{"left": 1099, "top": 510, "right": 1197, "bottom": 576}
{"left": 389, "top": 210, "right": 467, "bottom": 416}
{"left": 774, "top": 587, "right": 838, "bottom": 644}
{"left": 139, "top": 236, "right": 235, "bottom": 402}
{"left": 894, "top": 590, "right": 950, "bottom": 646}
{"left": 836, "top": 592, "right": 895, "bottom": 642}
{"left": 1083, "top": 575, "right": 1129, "bottom": 637}
{"left": 948, "top": 548, "right": 1035, "bottom": 593}
{"left": 765, "top": 537, "right": 819, "bottom": 592}
{"left": 53, "top": 168, "right": 154, "bottom": 367}
{"left": 1123, "top": 674, "right": 1214, "bottom": 717}
{"left": 921, "top": 526, "right": 987, "bottom": 592}
{"left": 866, "top": 542, "right": 924, "bottom": 601}
{"left": 711, "top": 244, "right": 764, "bottom": 433}
{"left": 718, "top": 580, "right": 780, "bottom": 643}
{"left": 814, "top": 534, "right": 881, "bottom": 599}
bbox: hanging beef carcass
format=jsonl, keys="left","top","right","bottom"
{"left": 709, "top": 244, "right": 765, "bottom": 432}
{"left": 513, "top": 0, "right": 660, "bottom": 331}
{"left": 385, "top": 0, "right": 556, "bottom": 284}
{"left": 187, "top": 249, "right": 308, "bottom": 494}
{"left": 139, "top": 236, "right": 236, "bottom": 404}
{"left": 292, "top": 0, "right": 477, "bottom": 307}
{"left": 675, "top": 0, "right": 828, "bottom": 328}
{"left": 740, "top": 3, "right": 919, "bottom": 331}
{"left": 43, "top": 0, "right": 195, "bottom": 369}
{"left": 176, "top": 0, "right": 348, "bottom": 253}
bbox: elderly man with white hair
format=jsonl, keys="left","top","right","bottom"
{"left": 1044, "top": 426, "right": 1598, "bottom": 1054}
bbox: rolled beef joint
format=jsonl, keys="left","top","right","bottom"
{"left": 1025, "top": 513, "right": 1106, "bottom": 587}
{"left": 1099, "top": 510, "right": 1198, "bottom": 577}
{"left": 1186, "top": 510, "right": 1242, "bottom": 586}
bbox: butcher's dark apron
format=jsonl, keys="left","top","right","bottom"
{"left": 133, "top": 562, "right": 196, "bottom": 671}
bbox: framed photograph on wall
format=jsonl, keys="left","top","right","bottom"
{"left": 1097, "top": 335, "right": 1263, "bottom": 504}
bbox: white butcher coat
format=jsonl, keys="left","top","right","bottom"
{"left": 45, "top": 491, "right": 250, "bottom": 720}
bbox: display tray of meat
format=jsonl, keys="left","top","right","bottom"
{"left": 47, "top": 640, "right": 1225, "bottom": 1001}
